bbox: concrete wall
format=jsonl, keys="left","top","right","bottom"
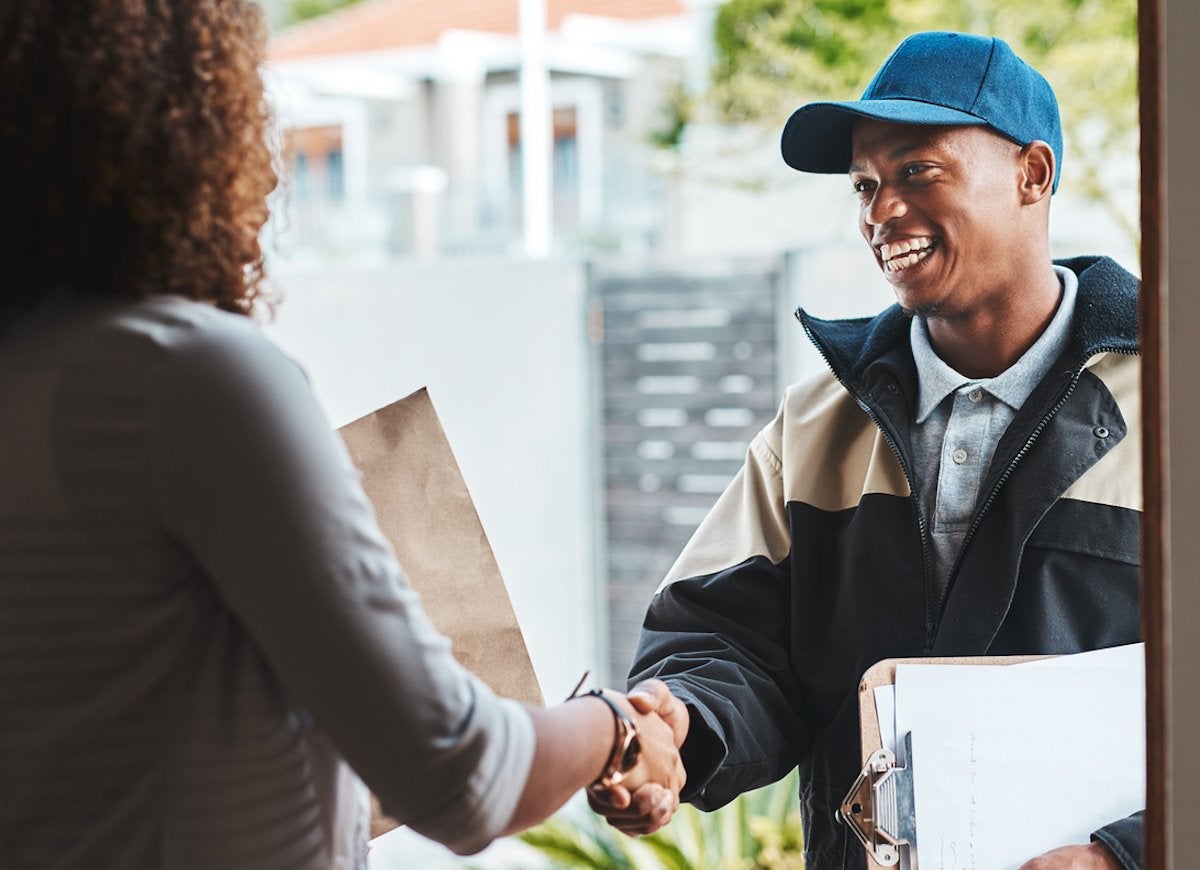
{"left": 263, "top": 257, "right": 599, "bottom": 701}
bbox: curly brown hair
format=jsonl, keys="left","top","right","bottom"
{"left": 0, "top": 0, "right": 278, "bottom": 315}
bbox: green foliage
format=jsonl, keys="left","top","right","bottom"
{"left": 705, "top": 0, "right": 1140, "bottom": 246}
{"left": 516, "top": 770, "right": 803, "bottom": 869}
{"left": 282, "top": 0, "right": 366, "bottom": 27}
{"left": 711, "top": 0, "right": 901, "bottom": 122}
{"left": 648, "top": 81, "right": 696, "bottom": 151}
{"left": 711, "top": 0, "right": 1135, "bottom": 123}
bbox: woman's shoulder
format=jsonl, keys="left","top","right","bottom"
{"left": 89, "top": 294, "right": 288, "bottom": 372}
{"left": 116, "top": 294, "right": 267, "bottom": 349}
{"left": 3, "top": 291, "right": 264, "bottom": 366}
{"left": 125, "top": 296, "right": 306, "bottom": 395}
{"left": 17, "top": 292, "right": 306, "bottom": 401}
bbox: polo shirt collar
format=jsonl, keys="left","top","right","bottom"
{"left": 910, "top": 265, "right": 1079, "bottom": 424}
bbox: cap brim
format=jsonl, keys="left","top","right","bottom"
{"left": 780, "top": 99, "right": 988, "bottom": 173}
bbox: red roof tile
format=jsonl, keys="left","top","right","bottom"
{"left": 270, "top": 0, "right": 686, "bottom": 61}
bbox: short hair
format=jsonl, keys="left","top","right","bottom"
{"left": 0, "top": 0, "right": 278, "bottom": 315}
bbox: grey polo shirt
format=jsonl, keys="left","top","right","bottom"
{"left": 910, "top": 265, "right": 1078, "bottom": 598}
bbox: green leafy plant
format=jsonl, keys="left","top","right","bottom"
{"left": 517, "top": 770, "right": 803, "bottom": 869}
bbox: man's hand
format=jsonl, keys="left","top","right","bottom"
{"left": 610, "top": 684, "right": 686, "bottom": 798}
{"left": 1018, "top": 842, "right": 1122, "bottom": 870}
{"left": 627, "top": 679, "right": 689, "bottom": 746}
{"left": 588, "top": 679, "right": 690, "bottom": 836}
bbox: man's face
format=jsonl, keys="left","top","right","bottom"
{"left": 849, "top": 120, "right": 1028, "bottom": 318}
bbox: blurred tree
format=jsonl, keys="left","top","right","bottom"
{"left": 706, "top": 0, "right": 1139, "bottom": 245}
{"left": 648, "top": 81, "right": 697, "bottom": 151}
{"left": 282, "top": 0, "right": 366, "bottom": 26}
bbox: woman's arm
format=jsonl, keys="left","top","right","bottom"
{"left": 149, "top": 310, "right": 683, "bottom": 853}
{"left": 505, "top": 687, "right": 687, "bottom": 835}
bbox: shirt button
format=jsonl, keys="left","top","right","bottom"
{"left": 952, "top": 448, "right": 968, "bottom": 464}
{"left": 968, "top": 388, "right": 983, "bottom": 403}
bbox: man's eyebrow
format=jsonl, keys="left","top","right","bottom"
{"left": 848, "top": 141, "right": 937, "bottom": 174}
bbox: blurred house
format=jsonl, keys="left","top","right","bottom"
{"left": 265, "top": 0, "right": 722, "bottom": 261}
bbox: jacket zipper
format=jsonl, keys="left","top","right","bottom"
{"left": 798, "top": 318, "right": 937, "bottom": 646}
{"left": 800, "top": 313, "right": 1137, "bottom": 650}
{"left": 930, "top": 346, "right": 1139, "bottom": 638}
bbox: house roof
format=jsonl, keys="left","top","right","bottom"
{"left": 270, "top": 0, "right": 687, "bottom": 61}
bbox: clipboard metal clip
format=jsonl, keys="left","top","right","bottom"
{"left": 838, "top": 731, "right": 917, "bottom": 868}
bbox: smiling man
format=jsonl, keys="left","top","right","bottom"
{"left": 594, "top": 31, "right": 1142, "bottom": 870}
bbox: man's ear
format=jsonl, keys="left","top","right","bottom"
{"left": 1018, "top": 141, "right": 1056, "bottom": 204}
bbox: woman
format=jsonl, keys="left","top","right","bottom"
{"left": 0, "top": 2, "right": 684, "bottom": 867}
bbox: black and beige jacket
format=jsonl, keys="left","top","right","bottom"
{"left": 629, "top": 256, "right": 1142, "bottom": 869}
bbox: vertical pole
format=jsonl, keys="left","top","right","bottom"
{"left": 1138, "top": 0, "right": 1166, "bottom": 864}
{"left": 519, "top": 0, "right": 552, "bottom": 258}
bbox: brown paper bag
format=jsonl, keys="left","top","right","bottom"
{"left": 338, "top": 387, "right": 543, "bottom": 837}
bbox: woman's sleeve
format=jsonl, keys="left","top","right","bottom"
{"left": 149, "top": 314, "right": 534, "bottom": 855}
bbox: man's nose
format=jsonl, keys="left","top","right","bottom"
{"left": 863, "top": 185, "right": 907, "bottom": 226}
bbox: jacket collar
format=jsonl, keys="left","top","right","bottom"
{"left": 795, "top": 255, "right": 1141, "bottom": 390}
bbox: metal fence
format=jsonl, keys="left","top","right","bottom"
{"left": 592, "top": 260, "right": 782, "bottom": 682}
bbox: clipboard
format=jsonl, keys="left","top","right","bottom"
{"left": 842, "top": 654, "right": 1049, "bottom": 869}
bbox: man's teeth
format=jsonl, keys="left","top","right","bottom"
{"left": 885, "top": 250, "right": 929, "bottom": 271}
{"left": 879, "top": 238, "right": 933, "bottom": 272}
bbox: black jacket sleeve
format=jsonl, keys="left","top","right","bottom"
{"left": 1093, "top": 811, "right": 1142, "bottom": 869}
{"left": 628, "top": 433, "right": 809, "bottom": 809}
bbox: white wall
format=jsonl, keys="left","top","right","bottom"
{"left": 262, "top": 256, "right": 599, "bottom": 701}
{"left": 777, "top": 241, "right": 897, "bottom": 390}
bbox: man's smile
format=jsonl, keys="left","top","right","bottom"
{"left": 879, "top": 236, "right": 935, "bottom": 272}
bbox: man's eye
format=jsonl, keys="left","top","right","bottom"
{"left": 903, "top": 164, "right": 928, "bottom": 178}
{"left": 852, "top": 180, "right": 874, "bottom": 194}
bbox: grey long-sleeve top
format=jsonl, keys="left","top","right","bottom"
{"left": 0, "top": 291, "right": 535, "bottom": 868}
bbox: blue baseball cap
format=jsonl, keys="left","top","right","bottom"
{"left": 780, "top": 31, "right": 1064, "bottom": 192}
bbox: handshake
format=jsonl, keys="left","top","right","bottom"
{"left": 585, "top": 679, "right": 690, "bottom": 836}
